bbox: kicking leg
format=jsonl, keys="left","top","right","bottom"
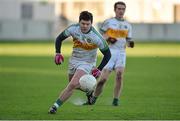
{"left": 49, "top": 69, "right": 86, "bottom": 114}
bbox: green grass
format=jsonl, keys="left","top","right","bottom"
{"left": 0, "top": 41, "right": 180, "bottom": 120}
{"left": 1, "top": 41, "right": 180, "bottom": 57}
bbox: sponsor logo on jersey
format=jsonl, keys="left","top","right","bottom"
{"left": 73, "top": 39, "right": 97, "bottom": 50}
{"left": 106, "top": 28, "right": 128, "bottom": 38}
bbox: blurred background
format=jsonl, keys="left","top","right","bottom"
{"left": 0, "top": 0, "right": 180, "bottom": 41}
{"left": 0, "top": 1, "right": 180, "bottom": 120}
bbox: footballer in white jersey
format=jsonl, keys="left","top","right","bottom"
{"left": 49, "top": 11, "right": 111, "bottom": 114}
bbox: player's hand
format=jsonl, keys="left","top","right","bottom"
{"left": 107, "top": 37, "right": 117, "bottom": 44}
{"left": 54, "top": 53, "right": 64, "bottom": 65}
{"left": 92, "top": 68, "right": 101, "bottom": 78}
{"left": 128, "top": 41, "right": 134, "bottom": 48}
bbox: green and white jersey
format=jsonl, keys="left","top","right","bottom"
{"left": 63, "top": 24, "right": 108, "bottom": 63}
{"left": 100, "top": 17, "right": 132, "bottom": 52}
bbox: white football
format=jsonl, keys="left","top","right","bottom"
{"left": 79, "top": 74, "right": 97, "bottom": 91}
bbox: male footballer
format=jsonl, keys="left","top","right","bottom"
{"left": 48, "top": 11, "right": 111, "bottom": 114}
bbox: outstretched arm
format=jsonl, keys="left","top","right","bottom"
{"left": 55, "top": 32, "right": 69, "bottom": 53}
{"left": 54, "top": 31, "right": 69, "bottom": 65}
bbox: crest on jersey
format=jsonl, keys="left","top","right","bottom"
{"left": 86, "top": 38, "right": 92, "bottom": 43}
{"left": 83, "top": 37, "right": 92, "bottom": 43}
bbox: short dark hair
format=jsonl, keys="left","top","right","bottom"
{"left": 114, "top": 1, "right": 126, "bottom": 10}
{"left": 79, "top": 11, "right": 93, "bottom": 23}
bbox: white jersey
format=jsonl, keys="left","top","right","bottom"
{"left": 63, "top": 24, "right": 108, "bottom": 63}
{"left": 100, "top": 17, "right": 132, "bottom": 52}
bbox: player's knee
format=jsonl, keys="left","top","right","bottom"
{"left": 116, "top": 71, "right": 123, "bottom": 81}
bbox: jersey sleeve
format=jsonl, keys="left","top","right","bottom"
{"left": 63, "top": 24, "right": 77, "bottom": 37}
{"left": 99, "top": 19, "right": 109, "bottom": 34}
{"left": 127, "top": 23, "right": 132, "bottom": 39}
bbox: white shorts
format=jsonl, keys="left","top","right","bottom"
{"left": 68, "top": 59, "right": 95, "bottom": 75}
{"left": 104, "top": 50, "right": 126, "bottom": 71}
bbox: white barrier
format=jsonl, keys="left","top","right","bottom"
{"left": 132, "top": 23, "right": 180, "bottom": 41}
{"left": 0, "top": 20, "right": 180, "bottom": 41}
{"left": 0, "top": 20, "right": 54, "bottom": 40}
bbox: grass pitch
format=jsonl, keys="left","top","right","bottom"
{"left": 0, "top": 41, "right": 180, "bottom": 120}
